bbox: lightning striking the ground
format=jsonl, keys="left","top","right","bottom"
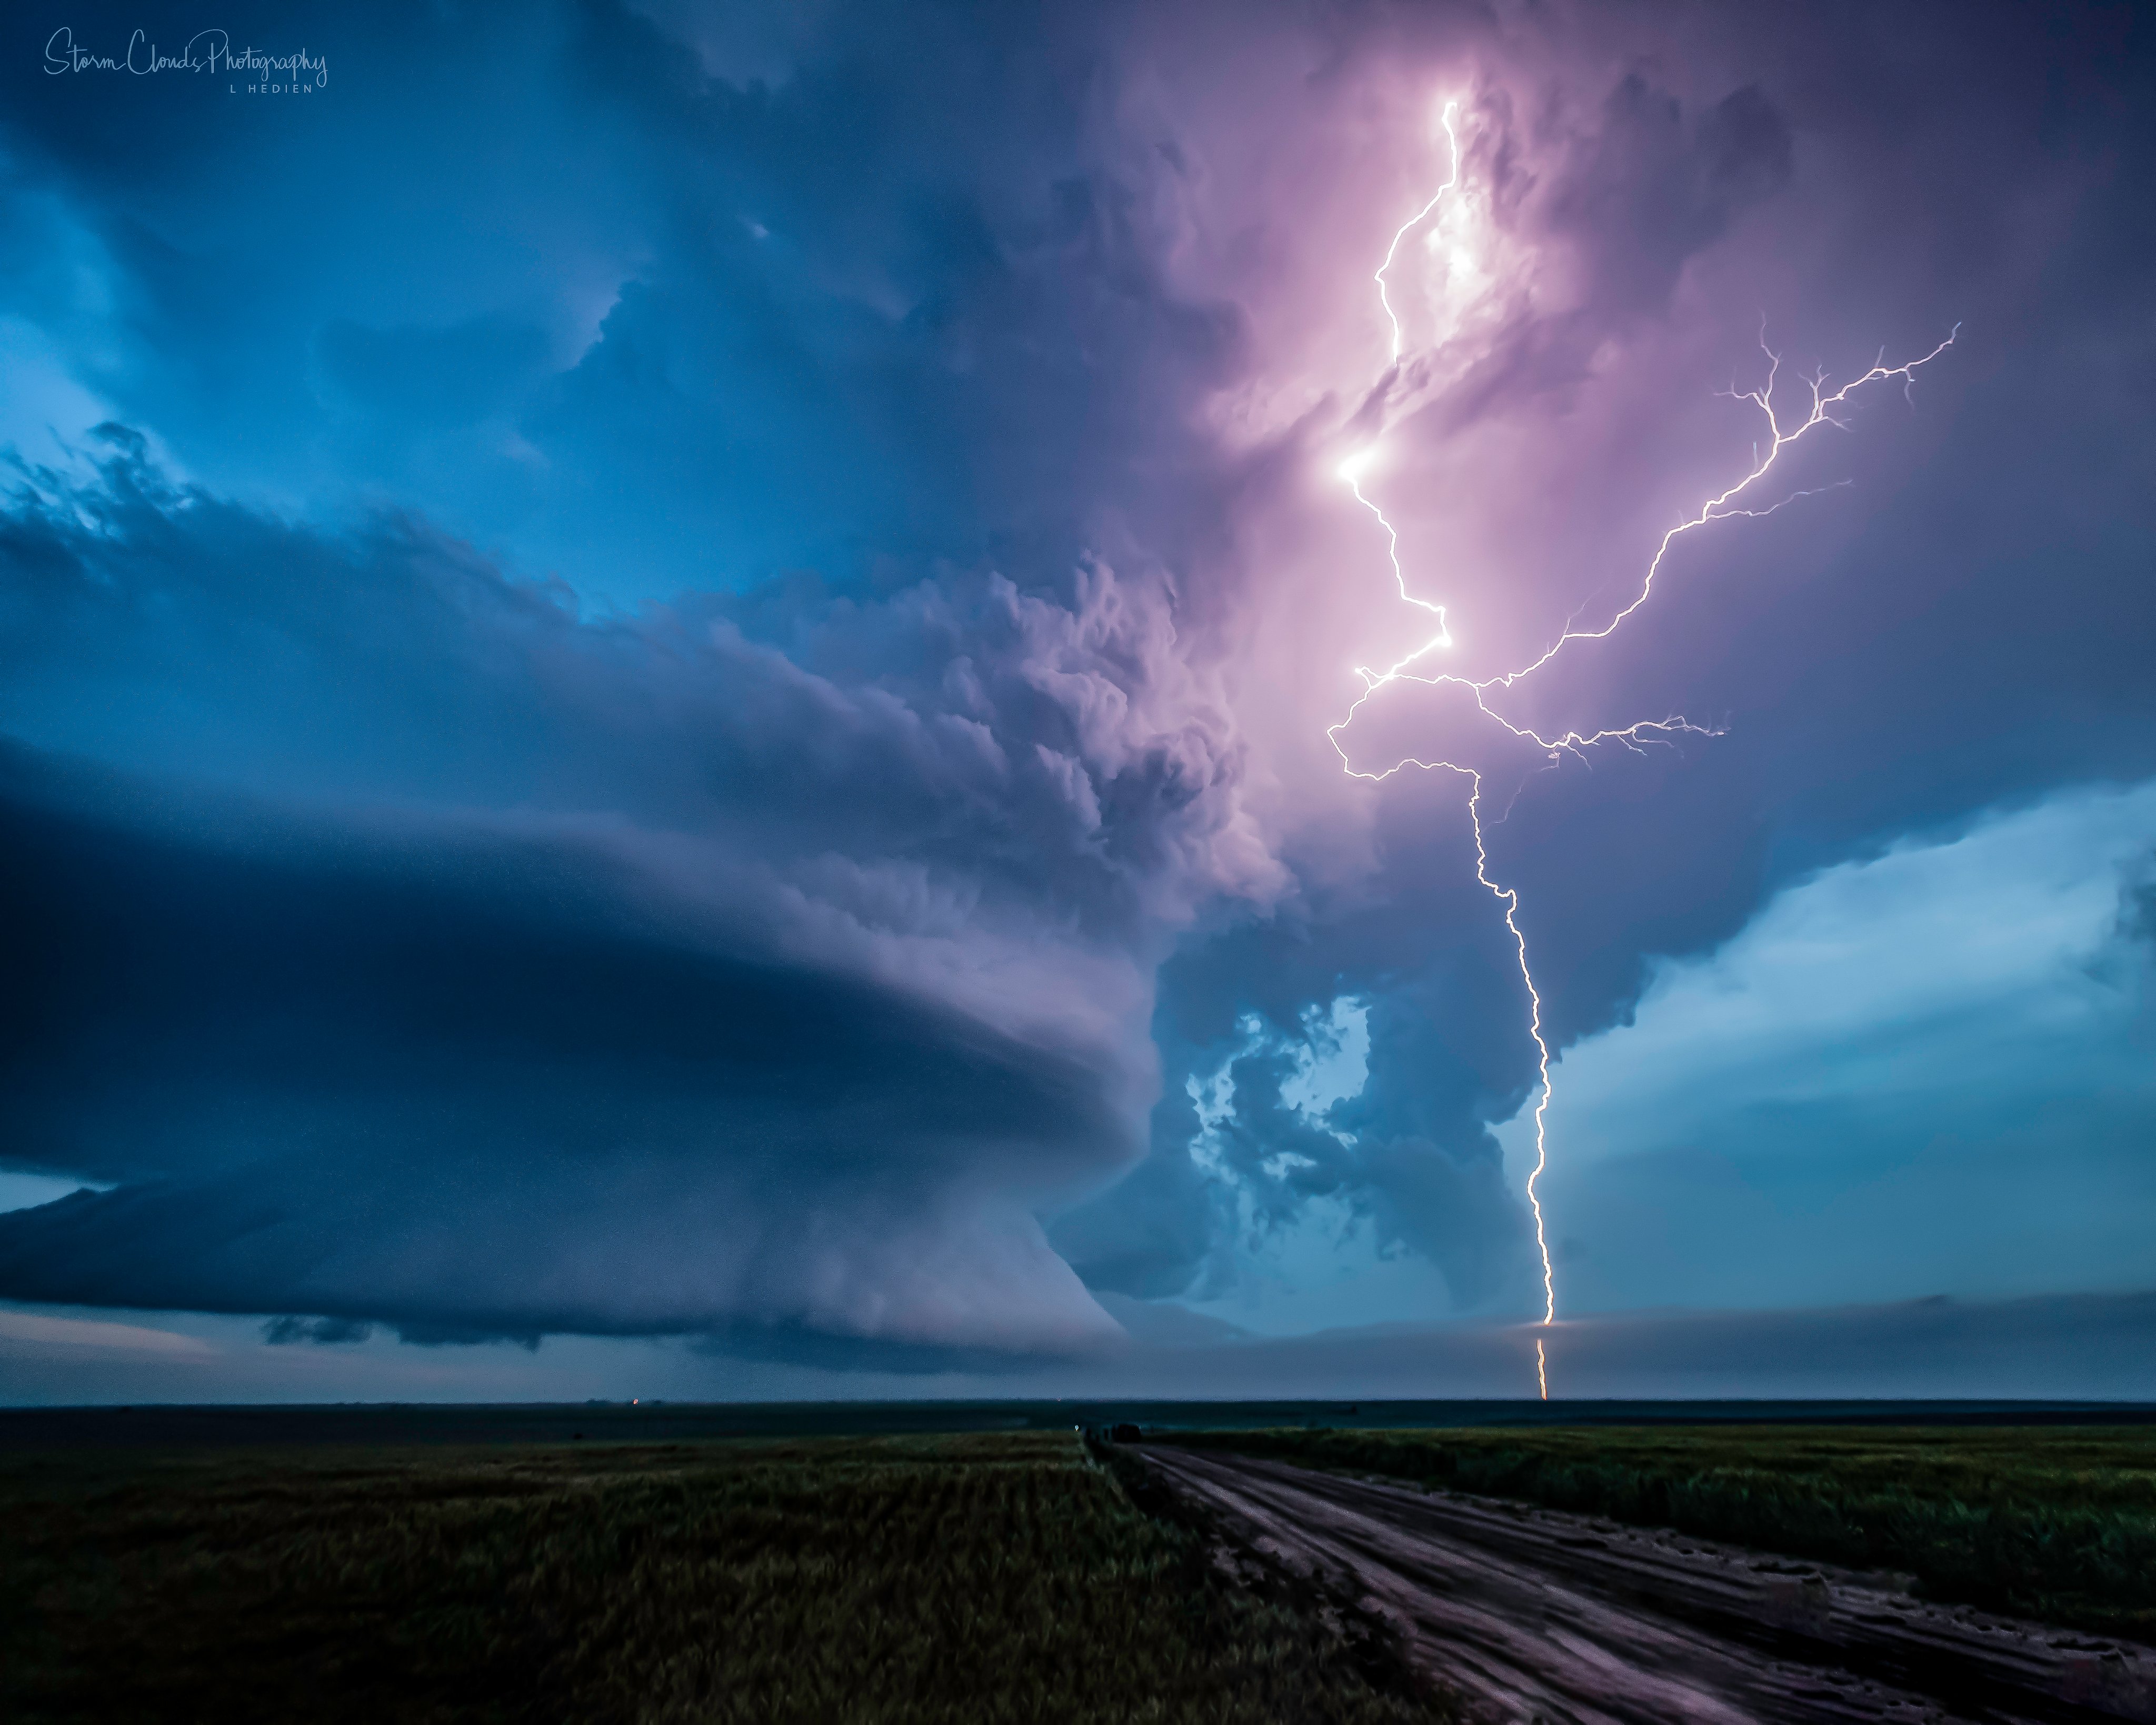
{"left": 1325, "top": 97, "right": 1956, "bottom": 1399}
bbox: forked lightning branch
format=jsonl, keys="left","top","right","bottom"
{"left": 1324, "top": 96, "right": 1956, "bottom": 1399}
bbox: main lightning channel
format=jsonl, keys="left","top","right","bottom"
{"left": 1374, "top": 101, "right": 1462, "bottom": 363}
{"left": 1324, "top": 98, "right": 1956, "bottom": 1399}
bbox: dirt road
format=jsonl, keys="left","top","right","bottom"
{"left": 1134, "top": 1444, "right": 2156, "bottom": 1725}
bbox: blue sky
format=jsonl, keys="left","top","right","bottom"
{"left": 1523, "top": 782, "right": 2156, "bottom": 1313}
{"left": 2, "top": 0, "right": 2153, "bottom": 1402}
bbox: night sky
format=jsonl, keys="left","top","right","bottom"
{"left": 3, "top": 1, "right": 2153, "bottom": 1404}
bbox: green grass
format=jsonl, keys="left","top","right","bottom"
{"left": 0, "top": 1429, "right": 1436, "bottom": 1725}
{"left": 1162, "top": 1423, "right": 2156, "bottom": 1641}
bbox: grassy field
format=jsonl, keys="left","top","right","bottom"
{"left": 0, "top": 1429, "right": 1434, "bottom": 1725}
{"left": 1162, "top": 1423, "right": 2156, "bottom": 1641}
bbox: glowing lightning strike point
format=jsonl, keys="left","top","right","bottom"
{"left": 1326, "top": 98, "right": 1958, "bottom": 1401}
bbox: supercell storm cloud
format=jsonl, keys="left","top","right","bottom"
{"left": 1, "top": 1, "right": 2152, "bottom": 1394}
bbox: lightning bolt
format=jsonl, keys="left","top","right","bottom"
{"left": 1375, "top": 100, "right": 1464, "bottom": 365}
{"left": 1325, "top": 97, "right": 1956, "bottom": 1399}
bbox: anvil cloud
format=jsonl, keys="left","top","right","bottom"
{"left": 1, "top": 0, "right": 2152, "bottom": 1395}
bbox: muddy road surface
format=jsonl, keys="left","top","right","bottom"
{"left": 1134, "top": 1444, "right": 2156, "bottom": 1725}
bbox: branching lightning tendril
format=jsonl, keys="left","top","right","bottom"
{"left": 1325, "top": 98, "right": 1955, "bottom": 1399}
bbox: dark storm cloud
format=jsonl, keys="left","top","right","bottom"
{"left": 1546, "top": 77, "right": 1793, "bottom": 317}
{"left": 0, "top": 422, "right": 1275, "bottom": 1350}
{"left": 1, "top": 0, "right": 2153, "bottom": 1370}
{"left": 1055, "top": 794, "right": 1536, "bottom": 1309}
{"left": 263, "top": 1317, "right": 373, "bottom": 1346}
{"left": 1059, "top": 0, "right": 2156, "bottom": 1322}
{"left": 0, "top": 0, "right": 1251, "bottom": 602}
{"left": 0, "top": 743, "right": 1130, "bottom": 1349}
{"left": 0, "top": 432, "right": 1269, "bottom": 935}
{"left": 0, "top": 0, "right": 1301, "bottom": 1352}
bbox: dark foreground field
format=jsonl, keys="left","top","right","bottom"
{"left": 0, "top": 1430, "right": 1426, "bottom": 1725}
{"left": 1162, "top": 1423, "right": 2156, "bottom": 1641}
{"left": 11, "top": 1415, "right": 2155, "bottom": 1724}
